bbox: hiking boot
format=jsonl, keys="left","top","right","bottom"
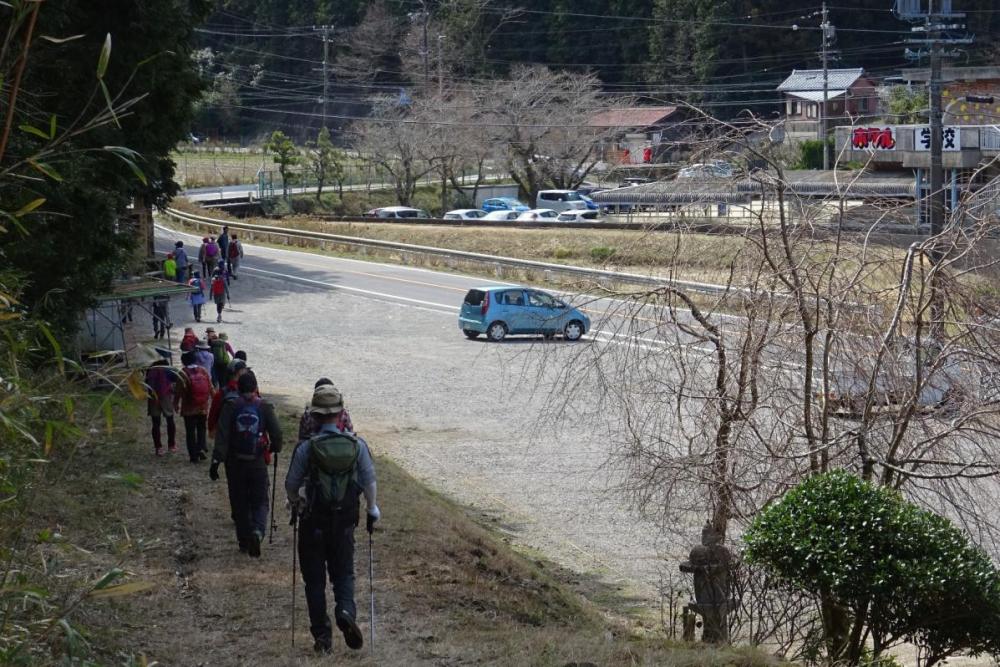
{"left": 168, "top": 444, "right": 178, "bottom": 454}
{"left": 335, "top": 610, "right": 363, "bottom": 650}
{"left": 313, "top": 639, "right": 332, "bottom": 655}
{"left": 216, "top": 314, "right": 222, "bottom": 323}
{"left": 197, "top": 451, "right": 207, "bottom": 461}
{"left": 248, "top": 530, "right": 262, "bottom": 558}
{"left": 238, "top": 541, "right": 248, "bottom": 554}
{"left": 155, "top": 447, "right": 164, "bottom": 457}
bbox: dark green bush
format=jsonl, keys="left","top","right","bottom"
{"left": 745, "top": 471, "right": 1000, "bottom": 666}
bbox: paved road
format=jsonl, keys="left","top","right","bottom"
{"left": 155, "top": 222, "right": 694, "bottom": 611}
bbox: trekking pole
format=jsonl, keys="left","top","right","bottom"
{"left": 368, "top": 526, "right": 375, "bottom": 651}
{"left": 290, "top": 511, "right": 298, "bottom": 649}
{"left": 269, "top": 453, "right": 278, "bottom": 544}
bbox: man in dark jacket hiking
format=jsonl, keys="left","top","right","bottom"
{"left": 211, "top": 373, "right": 283, "bottom": 557}
{"left": 285, "top": 384, "right": 379, "bottom": 654}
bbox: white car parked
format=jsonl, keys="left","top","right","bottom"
{"left": 443, "top": 209, "right": 487, "bottom": 220}
{"left": 556, "top": 210, "right": 601, "bottom": 222}
{"left": 481, "top": 210, "right": 520, "bottom": 221}
{"left": 515, "top": 209, "right": 559, "bottom": 221}
{"left": 363, "top": 206, "right": 429, "bottom": 219}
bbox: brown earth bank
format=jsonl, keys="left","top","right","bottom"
{"left": 31, "top": 394, "right": 785, "bottom": 666}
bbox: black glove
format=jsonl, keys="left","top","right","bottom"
{"left": 209, "top": 461, "right": 220, "bottom": 481}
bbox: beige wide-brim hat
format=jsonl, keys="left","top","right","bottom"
{"left": 310, "top": 384, "right": 344, "bottom": 415}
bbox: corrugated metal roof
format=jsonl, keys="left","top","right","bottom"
{"left": 777, "top": 68, "right": 865, "bottom": 92}
{"left": 589, "top": 106, "right": 678, "bottom": 129}
{"left": 590, "top": 170, "right": 916, "bottom": 205}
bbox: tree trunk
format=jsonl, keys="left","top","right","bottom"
{"left": 440, "top": 168, "right": 448, "bottom": 215}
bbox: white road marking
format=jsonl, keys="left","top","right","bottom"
{"left": 241, "top": 266, "right": 458, "bottom": 313}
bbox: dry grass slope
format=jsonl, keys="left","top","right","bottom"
{"left": 30, "top": 396, "right": 789, "bottom": 666}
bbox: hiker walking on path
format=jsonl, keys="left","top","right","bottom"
{"left": 163, "top": 253, "right": 177, "bottom": 281}
{"left": 297, "top": 378, "right": 354, "bottom": 441}
{"left": 211, "top": 269, "right": 227, "bottom": 323}
{"left": 208, "top": 359, "right": 248, "bottom": 436}
{"left": 177, "top": 351, "right": 212, "bottom": 463}
{"left": 209, "top": 332, "right": 232, "bottom": 386}
{"left": 228, "top": 234, "right": 244, "bottom": 279}
{"left": 194, "top": 339, "right": 214, "bottom": 378}
{"left": 174, "top": 241, "right": 189, "bottom": 283}
{"left": 152, "top": 294, "right": 170, "bottom": 340}
{"left": 218, "top": 226, "right": 230, "bottom": 274}
{"left": 210, "top": 372, "right": 283, "bottom": 557}
{"left": 203, "top": 236, "right": 221, "bottom": 277}
{"left": 145, "top": 358, "right": 181, "bottom": 456}
{"left": 180, "top": 327, "right": 198, "bottom": 352}
{"left": 189, "top": 270, "right": 206, "bottom": 322}
{"left": 285, "top": 384, "right": 379, "bottom": 654}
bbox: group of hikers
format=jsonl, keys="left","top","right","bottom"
{"left": 144, "top": 233, "right": 380, "bottom": 655}
{"left": 160, "top": 225, "right": 246, "bottom": 329}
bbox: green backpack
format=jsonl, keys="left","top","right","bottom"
{"left": 307, "top": 432, "right": 361, "bottom": 515}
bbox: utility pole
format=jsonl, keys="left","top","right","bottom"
{"left": 896, "top": 0, "right": 971, "bottom": 331}
{"left": 820, "top": 2, "right": 831, "bottom": 169}
{"left": 928, "top": 21, "right": 943, "bottom": 244}
{"left": 312, "top": 24, "right": 334, "bottom": 130}
{"left": 437, "top": 34, "right": 445, "bottom": 97}
{"left": 420, "top": 0, "right": 430, "bottom": 87}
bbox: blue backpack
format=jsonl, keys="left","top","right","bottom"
{"left": 231, "top": 397, "right": 265, "bottom": 461}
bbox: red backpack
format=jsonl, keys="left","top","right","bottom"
{"left": 184, "top": 366, "right": 211, "bottom": 408}
{"left": 228, "top": 241, "right": 240, "bottom": 259}
{"left": 211, "top": 276, "right": 225, "bottom": 297}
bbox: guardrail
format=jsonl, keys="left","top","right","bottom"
{"left": 163, "top": 207, "right": 735, "bottom": 297}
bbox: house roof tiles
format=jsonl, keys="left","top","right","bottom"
{"left": 589, "top": 106, "right": 678, "bottom": 129}
{"left": 777, "top": 68, "right": 866, "bottom": 92}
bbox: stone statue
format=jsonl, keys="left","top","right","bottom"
{"left": 679, "top": 522, "right": 734, "bottom": 643}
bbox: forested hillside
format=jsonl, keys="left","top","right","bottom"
{"left": 192, "top": 0, "right": 1000, "bottom": 141}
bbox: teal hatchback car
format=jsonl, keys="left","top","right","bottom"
{"left": 459, "top": 286, "right": 591, "bottom": 342}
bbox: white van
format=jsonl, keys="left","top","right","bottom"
{"left": 536, "top": 190, "right": 589, "bottom": 213}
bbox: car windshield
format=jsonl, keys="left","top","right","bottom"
{"left": 565, "top": 192, "right": 582, "bottom": 200}
{"left": 528, "top": 291, "right": 557, "bottom": 307}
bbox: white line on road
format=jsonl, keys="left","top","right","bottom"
{"left": 241, "top": 266, "right": 459, "bottom": 313}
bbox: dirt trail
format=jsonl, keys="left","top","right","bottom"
{"left": 120, "top": 437, "right": 387, "bottom": 666}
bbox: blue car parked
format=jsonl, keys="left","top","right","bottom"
{"left": 482, "top": 197, "right": 530, "bottom": 213}
{"left": 459, "top": 286, "right": 591, "bottom": 342}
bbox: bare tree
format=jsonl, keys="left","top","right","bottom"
{"left": 351, "top": 97, "right": 434, "bottom": 207}
{"left": 485, "top": 65, "right": 622, "bottom": 201}
{"left": 547, "top": 111, "right": 1000, "bottom": 660}
{"left": 333, "top": 1, "right": 403, "bottom": 83}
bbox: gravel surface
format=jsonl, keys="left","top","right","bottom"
{"left": 156, "top": 225, "right": 689, "bottom": 613}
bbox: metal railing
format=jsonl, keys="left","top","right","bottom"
{"left": 163, "top": 207, "right": 735, "bottom": 297}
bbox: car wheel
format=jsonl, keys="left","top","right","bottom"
{"left": 563, "top": 320, "right": 584, "bottom": 341}
{"left": 463, "top": 329, "right": 480, "bottom": 339}
{"left": 486, "top": 321, "right": 508, "bottom": 342}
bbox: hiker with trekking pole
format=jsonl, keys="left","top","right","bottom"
{"left": 285, "top": 384, "right": 379, "bottom": 655}
{"left": 210, "top": 372, "right": 283, "bottom": 557}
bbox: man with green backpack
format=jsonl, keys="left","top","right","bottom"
{"left": 285, "top": 384, "right": 379, "bottom": 654}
